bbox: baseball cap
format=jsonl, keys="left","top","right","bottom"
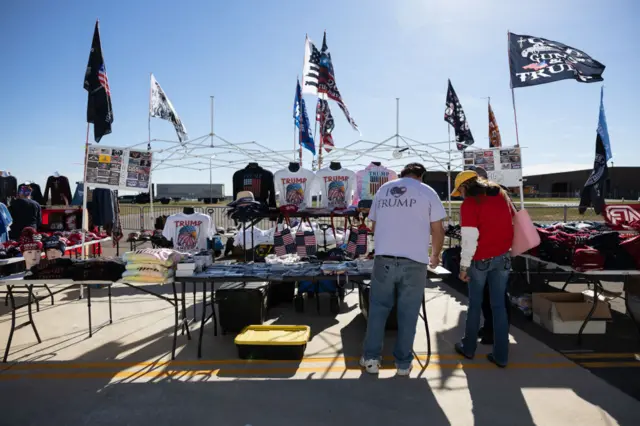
{"left": 451, "top": 170, "right": 478, "bottom": 197}
{"left": 467, "top": 165, "right": 488, "bottom": 179}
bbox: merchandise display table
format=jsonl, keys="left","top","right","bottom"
{"left": 175, "top": 263, "right": 449, "bottom": 359}
{"left": 1, "top": 237, "right": 113, "bottom": 305}
{"left": 0, "top": 275, "right": 113, "bottom": 363}
{"left": 518, "top": 253, "right": 640, "bottom": 343}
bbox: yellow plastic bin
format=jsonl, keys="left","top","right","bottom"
{"left": 234, "top": 325, "right": 311, "bottom": 360}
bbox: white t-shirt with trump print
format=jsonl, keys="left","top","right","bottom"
{"left": 273, "top": 167, "right": 316, "bottom": 210}
{"left": 368, "top": 177, "right": 446, "bottom": 264}
{"left": 162, "top": 213, "right": 212, "bottom": 252}
{"left": 315, "top": 167, "right": 356, "bottom": 210}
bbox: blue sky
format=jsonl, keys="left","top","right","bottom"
{"left": 1, "top": 0, "right": 638, "bottom": 195}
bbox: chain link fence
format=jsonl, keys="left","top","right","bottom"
{"left": 119, "top": 204, "right": 600, "bottom": 232}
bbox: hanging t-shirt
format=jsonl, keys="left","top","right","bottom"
{"left": 273, "top": 167, "right": 316, "bottom": 209}
{"left": 232, "top": 164, "right": 276, "bottom": 207}
{"left": 162, "top": 212, "right": 212, "bottom": 252}
{"left": 315, "top": 167, "right": 356, "bottom": 210}
{"left": 368, "top": 177, "right": 446, "bottom": 264}
{"left": 354, "top": 163, "right": 398, "bottom": 205}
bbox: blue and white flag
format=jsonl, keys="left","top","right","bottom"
{"left": 294, "top": 79, "right": 315, "bottom": 155}
{"left": 580, "top": 86, "right": 611, "bottom": 215}
{"left": 598, "top": 86, "right": 612, "bottom": 161}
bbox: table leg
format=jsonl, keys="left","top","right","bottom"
{"left": 211, "top": 282, "right": 218, "bottom": 336}
{"left": 193, "top": 282, "right": 196, "bottom": 320}
{"left": 87, "top": 285, "right": 93, "bottom": 338}
{"left": 108, "top": 284, "right": 113, "bottom": 324}
{"left": 171, "top": 281, "right": 179, "bottom": 360}
{"left": 577, "top": 279, "right": 600, "bottom": 345}
{"left": 180, "top": 282, "right": 191, "bottom": 340}
{"left": 44, "top": 284, "right": 54, "bottom": 305}
{"left": 3, "top": 285, "right": 17, "bottom": 363}
{"left": 198, "top": 281, "right": 207, "bottom": 359}
{"left": 26, "top": 285, "right": 41, "bottom": 344}
{"left": 561, "top": 272, "right": 575, "bottom": 291}
{"left": 421, "top": 294, "right": 431, "bottom": 358}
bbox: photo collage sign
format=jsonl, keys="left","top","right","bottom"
{"left": 463, "top": 147, "right": 523, "bottom": 187}
{"left": 85, "top": 145, "right": 153, "bottom": 190}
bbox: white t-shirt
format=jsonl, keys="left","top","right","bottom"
{"left": 315, "top": 167, "right": 356, "bottom": 210}
{"left": 368, "top": 177, "right": 446, "bottom": 264}
{"left": 273, "top": 167, "right": 316, "bottom": 210}
{"left": 162, "top": 212, "right": 212, "bottom": 252}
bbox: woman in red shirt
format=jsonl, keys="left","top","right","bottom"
{"left": 451, "top": 170, "right": 514, "bottom": 368}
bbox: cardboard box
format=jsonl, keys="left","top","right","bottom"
{"left": 532, "top": 292, "right": 612, "bottom": 334}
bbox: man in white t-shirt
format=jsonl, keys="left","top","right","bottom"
{"left": 360, "top": 163, "right": 446, "bottom": 376}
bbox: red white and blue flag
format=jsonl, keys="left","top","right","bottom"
{"left": 84, "top": 20, "right": 113, "bottom": 143}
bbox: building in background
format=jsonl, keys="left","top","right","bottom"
{"left": 422, "top": 166, "right": 640, "bottom": 200}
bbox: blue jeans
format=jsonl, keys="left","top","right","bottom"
{"left": 460, "top": 253, "right": 511, "bottom": 365}
{"left": 363, "top": 256, "right": 427, "bottom": 369}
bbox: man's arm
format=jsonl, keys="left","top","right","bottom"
{"left": 430, "top": 219, "right": 445, "bottom": 259}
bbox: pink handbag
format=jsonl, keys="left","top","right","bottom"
{"left": 508, "top": 200, "right": 541, "bottom": 256}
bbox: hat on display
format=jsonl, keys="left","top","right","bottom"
{"left": 20, "top": 241, "right": 43, "bottom": 253}
{"left": 451, "top": 170, "right": 479, "bottom": 197}
{"left": 467, "top": 165, "right": 488, "bottom": 179}
{"left": 44, "top": 236, "right": 67, "bottom": 254}
{"left": 20, "top": 227, "right": 38, "bottom": 238}
{"left": 279, "top": 204, "right": 299, "bottom": 214}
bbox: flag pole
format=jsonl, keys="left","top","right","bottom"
{"left": 395, "top": 98, "right": 400, "bottom": 148}
{"left": 447, "top": 125, "right": 452, "bottom": 222}
{"left": 148, "top": 73, "right": 154, "bottom": 225}
{"left": 80, "top": 123, "right": 90, "bottom": 299}
{"left": 210, "top": 95, "right": 214, "bottom": 203}
{"left": 507, "top": 31, "right": 525, "bottom": 209}
{"left": 507, "top": 31, "right": 530, "bottom": 284}
{"left": 315, "top": 103, "right": 321, "bottom": 170}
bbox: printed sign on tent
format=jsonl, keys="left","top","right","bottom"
{"left": 85, "top": 144, "right": 153, "bottom": 190}
{"left": 463, "top": 146, "right": 523, "bottom": 187}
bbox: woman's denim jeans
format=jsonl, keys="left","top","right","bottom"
{"left": 461, "top": 253, "right": 511, "bottom": 365}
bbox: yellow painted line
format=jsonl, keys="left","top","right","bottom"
{"left": 2, "top": 354, "right": 471, "bottom": 371}
{"left": 0, "top": 362, "right": 582, "bottom": 381}
{"left": 581, "top": 361, "right": 640, "bottom": 368}
{"left": 535, "top": 352, "right": 640, "bottom": 360}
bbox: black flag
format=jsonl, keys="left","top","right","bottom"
{"left": 444, "top": 80, "right": 474, "bottom": 151}
{"left": 509, "top": 33, "right": 605, "bottom": 89}
{"left": 84, "top": 20, "right": 113, "bottom": 142}
{"left": 579, "top": 88, "right": 611, "bottom": 215}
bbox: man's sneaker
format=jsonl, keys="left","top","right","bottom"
{"left": 396, "top": 365, "right": 412, "bottom": 376}
{"left": 359, "top": 357, "right": 380, "bottom": 374}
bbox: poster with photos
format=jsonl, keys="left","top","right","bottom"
{"left": 463, "top": 146, "right": 522, "bottom": 187}
{"left": 85, "top": 145, "right": 153, "bottom": 190}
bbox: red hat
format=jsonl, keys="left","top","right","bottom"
{"left": 20, "top": 241, "right": 43, "bottom": 252}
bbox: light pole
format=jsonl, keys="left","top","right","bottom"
{"left": 209, "top": 155, "right": 216, "bottom": 204}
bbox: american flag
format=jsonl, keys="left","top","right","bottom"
{"left": 316, "top": 99, "right": 335, "bottom": 152}
{"left": 369, "top": 174, "right": 389, "bottom": 196}
{"left": 244, "top": 177, "right": 261, "bottom": 196}
{"left": 84, "top": 20, "right": 113, "bottom": 143}
{"left": 98, "top": 64, "right": 110, "bottom": 96}
{"left": 301, "top": 32, "right": 359, "bottom": 134}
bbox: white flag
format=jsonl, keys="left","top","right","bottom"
{"left": 150, "top": 74, "right": 188, "bottom": 144}
{"left": 301, "top": 36, "right": 320, "bottom": 95}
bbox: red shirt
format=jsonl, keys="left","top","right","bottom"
{"left": 461, "top": 193, "right": 514, "bottom": 261}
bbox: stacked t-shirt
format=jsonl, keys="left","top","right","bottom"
{"left": 122, "top": 248, "right": 180, "bottom": 283}
{"left": 162, "top": 212, "right": 212, "bottom": 252}
{"left": 273, "top": 167, "right": 316, "bottom": 210}
{"left": 354, "top": 163, "right": 398, "bottom": 205}
{"left": 315, "top": 167, "right": 356, "bottom": 210}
